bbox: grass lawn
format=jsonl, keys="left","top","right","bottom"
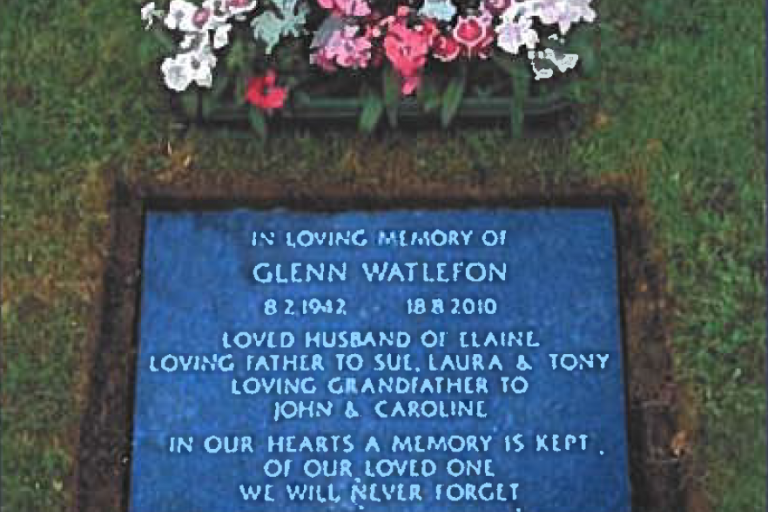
{"left": 1, "top": 0, "right": 765, "bottom": 510}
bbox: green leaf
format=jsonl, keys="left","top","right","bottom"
{"left": 201, "top": 94, "right": 214, "bottom": 119}
{"left": 563, "top": 81, "right": 588, "bottom": 103}
{"left": 510, "top": 60, "right": 531, "bottom": 98}
{"left": 491, "top": 52, "right": 516, "bottom": 76}
{"left": 510, "top": 98, "right": 524, "bottom": 138}
{"left": 179, "top": 90, "right": 199, "bottom": 119}
{"left": 417, "top": 76, "right": 442, "bottom": 113}
{"left": 441, "top": 71, "right": 466, "bottom": 128}
{"left": 228, "top": 39, "right": 248, "bottom": 72}
{"left": 510, "top": 60, "right": 531, "bottom": 138}
{"left": 572, "top": 40, "right": 598, "bottom": 77}
{"left": 560, "top": 27, "right": 598, "bottom": 77}
{"left": 137, "top": 37, "right": 160, "bottom": 66}
{"left": 382, "top": 66, "right": 400, "bottom": 128}
{"left": 202, "top": 76, "right": 229, "bottom": 118}
{"left": 248, "top": 107, "right": 268, "bottom": 139}
{"left": 211, "top": 74, "right": 230, "bottom": 99}
{"left": 492, "top": 52, "right": 531, "bottom": 81}
{"left": 151, "top": 30, "right": 177, "bottom": 52}
{"left": 358, "top": 88, "right": 383, "bottom": 133}
{"left": 234, "top": 72, "right": 248, "bottom": 105}
{"left": 492, "top": 55, "right": 533, "bottom": 137}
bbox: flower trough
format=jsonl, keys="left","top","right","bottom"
{"left": 142, "top": 0, "right": 598, "bottom": 135}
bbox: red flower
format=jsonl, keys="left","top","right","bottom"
{"left": 383, "top": 22, "right": 431, "bottom": 95}
{"left": 432, "top": 34, "right": 461, "bottom": 62}
{"left": 453, "top": 15, "right": 494, "bottom": 59}
{"left": 418, "top": 19, "right": 440, "bottom": 46}
{"left": 245, "top": 71, "right": 287, "bottom": 111}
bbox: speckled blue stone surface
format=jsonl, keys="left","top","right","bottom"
{"left": 130, "top": 208, "right": 630, "bottom": 512}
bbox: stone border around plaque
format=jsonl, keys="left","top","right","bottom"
{"left": 75, "top": 178, "right": 694, "bottom": 512}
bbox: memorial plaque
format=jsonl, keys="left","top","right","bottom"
{"left": 130, "top": 208, "right": 631, "bottom": 512}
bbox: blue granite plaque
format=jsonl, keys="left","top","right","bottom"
{"left": 130, "top": 208, "right": 630, "bottom": 512}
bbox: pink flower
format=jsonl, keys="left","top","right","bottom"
{"left": 317, "top": 0, "right": 371, "bottom": 17}
{"left": 320, "top": 25, "right": 373, "bottom": 69}
{"left": 432, "top": 34, "right": 461, "bottom": 62}
{"left": 245, "top": 71, "right": 287, "bottom": 111}
{"left": 482, "top": 0, "right": 512, "bottom": 17}
{"left": 383, "top": 20, "right": 431, "bottom": 95}
{"left": 378, "top": 5, "right": 411, "bottom": 29}
{"left": 395, "top": 5, "right": 411, "bottom": 18}
{"left": 310, "top": 51, "right": 338, "bottom": 72}
{"left": 453, "top": 15, "right": 494, "bottom": 58}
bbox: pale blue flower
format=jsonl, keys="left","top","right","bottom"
{"left": 418, "top": 0, "right": 457, "bottom": 22}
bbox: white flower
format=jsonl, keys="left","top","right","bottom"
{"left": 190, "top": 42, "right": 218, "bottom": 87}
{"left": 569, "top": 0, "right": 596, "bottom": 23}
{"left": 191, "top": 62, "right": 214, "bottom": 87}
{"left": 164, "top": 0, "right": 197, "bottom": 32}
{"left": 141, "top": 2, "right": 156, "bottom": 18}
{"left": 213, "top": 23, "right": 232, "bottom": 48}
{"left": 141, "top": 2, "right": 162, "bottom": 30}
{"left": 496, "top": 15, "right": 539, "bottom": 54}
{"left": 503, "top": 0, "right": 536, "bottom": 21}
{"left": 179, "top": 33, "right": 200, "bottom": 50}
{"left": 164, "top": 0, "right": 197, "bottom": 30}
{"left": 223, "top": 0, "right": 258, "bottom": 17}
{"left": 161, "top": 54, "right": 194, "bottom": 91}
{"left": 160, "top": 42, "right": 218, "bottom": 91}
{"left": 418, "top": 0, "right": 457, "bottom": 22}
{"left": 164, "top": 0, "right": 221, "bottom": 32}
{"left": 202, "top": 0, "right": 239, "bottom": 23}
{"left": 534, "top": 0, "right": 594, "bottom": 34}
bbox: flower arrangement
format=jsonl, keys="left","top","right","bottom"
{"left": 141, "top": 0, "right": 597, "bottom": 135}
